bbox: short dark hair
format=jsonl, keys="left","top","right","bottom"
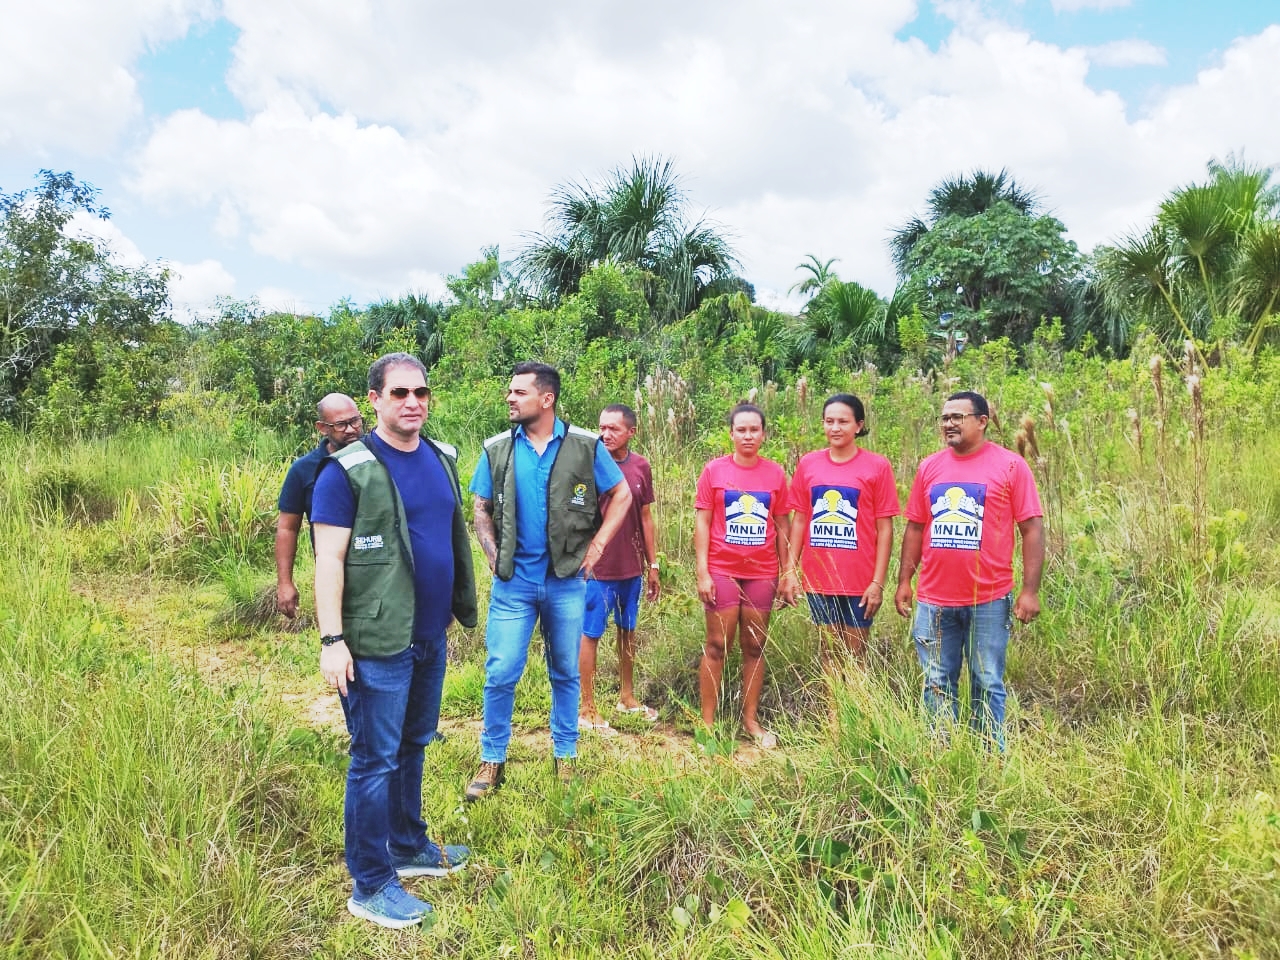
{"left": 946, "top": 390, "right": 990, "bottom": 419}
{"left": 369, "top": 352, "right": 428, "bottom": 393}
{"left": 513, "top": 361, "right": 560, "bottom": 404}
{"left": 602, "top": 403, "right": 637, "bottom": 429}
{"left": 728, "top": 402, "right": 766, "bottom": 431}
{"left": 823, "top": 393, "right": 870, "bottom": 438}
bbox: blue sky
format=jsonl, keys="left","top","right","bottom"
{"left": 904, "top": 0, "right": 1280, "bottom": 111}
{"left": 138, "top": 18, "right": 242, "bottom": 121}
{"left": 3, "top": 0, "right": 1278, "bottom": 319}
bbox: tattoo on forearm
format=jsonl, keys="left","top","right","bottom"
{"left": 473, "top": 498, "right": 497, "bottom": 565}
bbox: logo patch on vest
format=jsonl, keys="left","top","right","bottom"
{"left": 570, "top": 483, "right": 588, "bottom": 507}
{"left": 353, "top": 534, "right": 385, "bottom": 551}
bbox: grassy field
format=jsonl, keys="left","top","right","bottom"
{"left": 2, "top": 351, "right": 1279, "bottom": 958}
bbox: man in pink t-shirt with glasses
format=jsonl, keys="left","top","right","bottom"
{"left": 895, "top": 390, "right": 1044, "bottom": 751}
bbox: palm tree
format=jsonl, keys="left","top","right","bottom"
{"left": 516, "top": 156, "right": 739, "bottom": 321}
{"left": 788, "top": 255, "right": 839, "bottom": 299}
{"left": 1094, "top": 228, "right": 1198, "bottom": 349}
{"left": 360, "top": 293, "right": 447, "bottom": 366}
{"left": 890, "top": 168, "right": 1039, "bottom": 277}
{"left": 1232, "top": 220, "right": 1280, "bottom": 353}
{"left": 787, "top": 278, "right": 888, "bottom": 364}
{"left": 926, "top": 169, "right": 1038, "bottom": 220}
{"left": 1094, "top": 157, "right": 1280, "bottom": 358}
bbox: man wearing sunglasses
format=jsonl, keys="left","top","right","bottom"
{"left": 894, "top": 390, "right": 1044, "bottom": 752}
{"left": 275, "top": 393, "right": 364, "bottom": 618}
{"left": 310, "top": 353, "right": 478, "bottom": 928}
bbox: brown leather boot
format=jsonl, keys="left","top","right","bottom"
{"left": 464, "top": 761, "right": 505, "bottom": 802}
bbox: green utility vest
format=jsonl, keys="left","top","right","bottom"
{"left": 328, "top": 437, "right": 478, "bottom": 658}
{"left": 483, "top": 422, "right": 603, "bottom": 581}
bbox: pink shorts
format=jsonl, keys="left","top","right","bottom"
{"left": 703, "top": 574, "right": 778, "bottom": 613}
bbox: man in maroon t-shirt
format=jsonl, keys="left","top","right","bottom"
{"left": 578, "top": 404, "right": 661, "bottom": 729}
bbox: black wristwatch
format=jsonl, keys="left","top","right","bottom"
{"left": 320, "top": 633, "right": 345, "bottom": 647}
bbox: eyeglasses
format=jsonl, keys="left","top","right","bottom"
{"left": 938, "top": 413, "right": 979, "bottom": 426}
{"left": 320, "top": 416, "right": 363, "bottom": 431}
{"left": 387, "top": 386, "right": 431, "bottom": 400}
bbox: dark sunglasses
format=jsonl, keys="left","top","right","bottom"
{"left": 387, "top": 386, "right": 431, "bottom": 400}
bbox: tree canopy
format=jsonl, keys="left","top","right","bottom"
{"left": 1094, "top": 158, "right": 1280, "bottom": 356}
{"left": 9, "top": 155, "right": 1280, "bottom": 438}
{"left": 784, "top": 257, "right": 894, "bottom": 369}
{"left": 1, "top": 170, "right": 170, "bottom": 420}
{"left": 897, "top": 201, "right": 1081, "bottom": 347}
{"left": 889, "top": 170, "right": 1082, "bottom": 348}
{"left": 890, "top": 168, "right": 1039, "bottom": 278}
{"left": 515, "top": 156, "right": 741, "bottom": 322}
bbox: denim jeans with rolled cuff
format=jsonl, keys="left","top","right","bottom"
{"left": 339, "top": 632, "right": 446, "bottom": 897}
{"left": 480, "top": 572, "right": 587, "bottom": 762}
{"left": 911, "top": 593, "right": 1013, "bottom": 751}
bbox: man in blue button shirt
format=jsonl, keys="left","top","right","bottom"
{"left": 466, "top": 362, "right": 632, "bottom": 800}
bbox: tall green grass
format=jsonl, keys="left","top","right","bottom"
{"left": 3, "top": 351, "right": 1280, "bottom": 957}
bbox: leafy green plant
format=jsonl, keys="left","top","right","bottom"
{"left": 156, "top": 462, "right": 278, "bottom": 577}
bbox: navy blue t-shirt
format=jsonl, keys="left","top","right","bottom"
{"left": 312, "top": 432, "right": 457, "bottom": 641}
{"left": 278, "top": 442, "right": 330, "bottom": 517}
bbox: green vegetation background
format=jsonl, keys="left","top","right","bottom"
{"left": 4, "top": 160, "right": 1280, "bottom": 957}
{"left": 5, "top": 327, "right": 1280, "bottom": 958}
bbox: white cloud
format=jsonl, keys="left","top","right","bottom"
{"left": 167, "top": 258, "right": 236, "bottom": 321}
{"left": 130, "top": 101, "right": 504, "bottom": 287}
{"left": 253, "top": 287, "right": 321, "bottom": 316}
{"left": 1081, "top": 39, "right": 1167, "bottom": 68}
{"left": 99, "top": 4, "right": 1280, "bottom": 308}
{"left": 67, "top": 210, "right": 235, "bottom": 321}
{"left": 67, "top": 211, "right": 147, "bottom": 265}
{"left": 0, "top": 0, "right": 214, "bottom": 153}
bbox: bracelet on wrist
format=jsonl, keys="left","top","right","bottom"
{"left": 320, "top": 633, "right": 344, "bottom": 647}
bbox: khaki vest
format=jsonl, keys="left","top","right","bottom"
{"left": 483, "top": 423, "right": 603, "bottom": 580}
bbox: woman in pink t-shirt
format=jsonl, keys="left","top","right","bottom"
{"left": 694, "top": 403, "right": 794, "bottom": 749}
{"left": 784, "top": 394, "right": 900, "bottom": 665}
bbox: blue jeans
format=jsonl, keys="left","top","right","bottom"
{"left": 480, "top": 573, "right": 586, "bottom": 762}
{"left": 340, "top": 632, "right": 446, "bottom": 897}
{"left": 911, "top": 594, "right": 1012, "bottom": 750}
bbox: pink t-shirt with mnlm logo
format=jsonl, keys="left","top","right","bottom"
{"left": 695, "top": 455, "right": 790, "bottom": 580}
{"left": 787, "top": 447, "right": 901, "bottom": 596}
{"left": 905, "top": 441, "right": 1042, "bottom": 606}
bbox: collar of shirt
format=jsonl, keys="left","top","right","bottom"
{"left": 513, "top": 417, "right": 566, "bottom": 448}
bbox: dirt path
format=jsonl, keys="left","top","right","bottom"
{"left": 75, "top": 574, "right": 775, "bottom": 766}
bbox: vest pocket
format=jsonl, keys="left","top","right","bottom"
{"left": 345, "top": 598, "right": 382, "bottom": 619}
{"left": 347, "top": 550, "right": 392, "bottom": 565}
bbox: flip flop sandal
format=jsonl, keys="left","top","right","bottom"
{"left": 615, "top": 703, "right": 659, "bottom": 722}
